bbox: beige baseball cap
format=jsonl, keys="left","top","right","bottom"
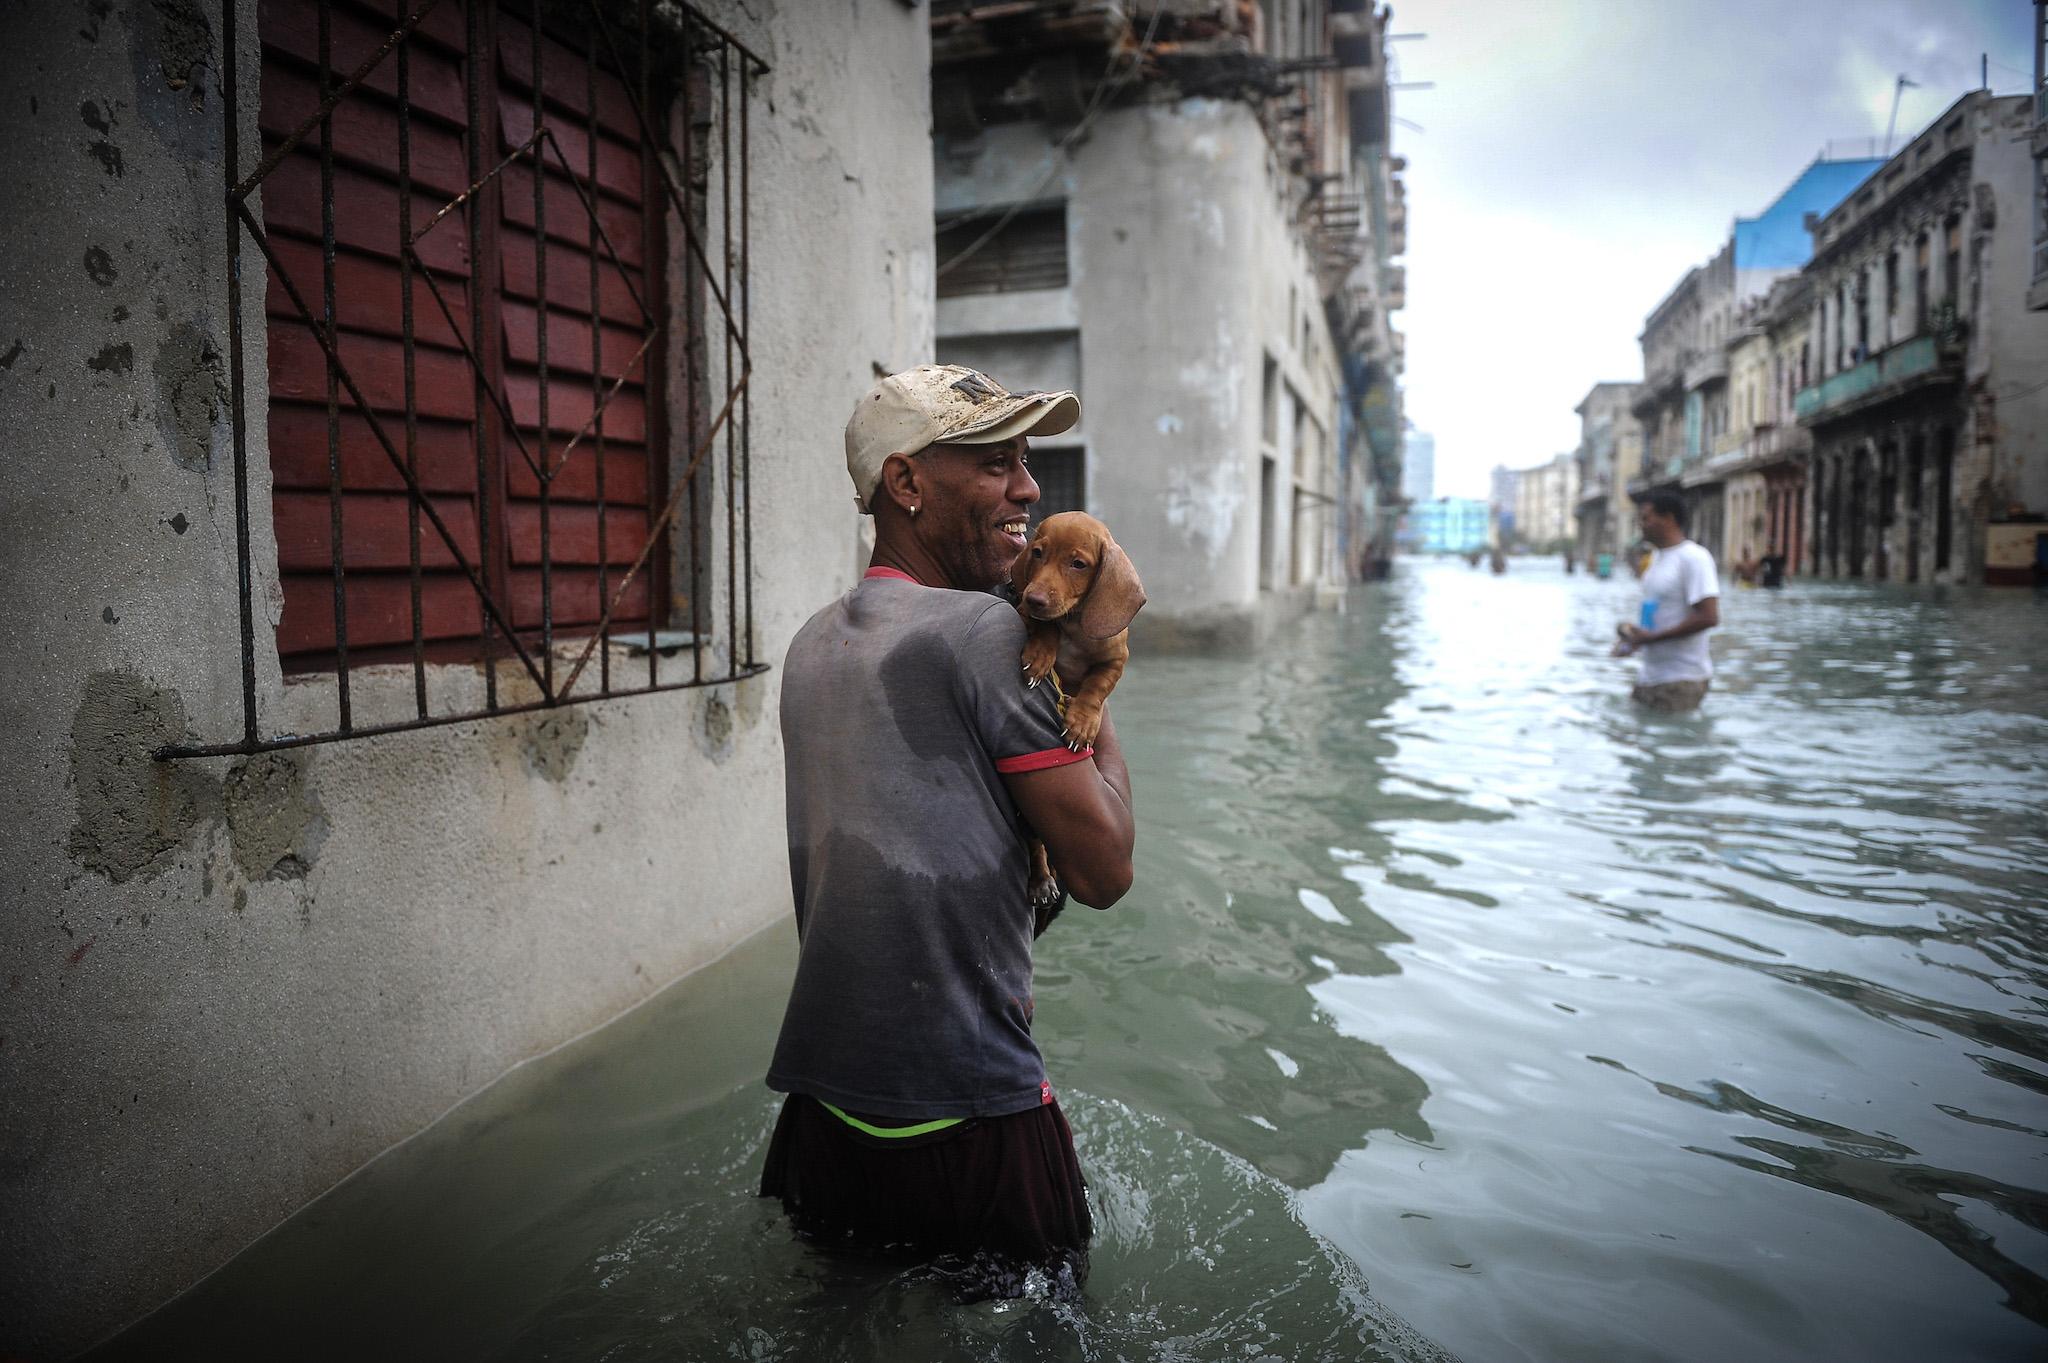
{"left": 845, "top": 364, "right": 1079, "bottom": 512}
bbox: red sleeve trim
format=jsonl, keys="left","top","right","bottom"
{"left": 996, "top": 745, "right": 1095, "bottom": 773}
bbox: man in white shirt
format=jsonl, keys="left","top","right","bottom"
{"left": 1613, "top": 490, "right": 1721, "bottom": 711}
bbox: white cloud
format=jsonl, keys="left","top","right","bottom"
{"left": 1385, "top": 0, "right": 2032, "bottom": 498}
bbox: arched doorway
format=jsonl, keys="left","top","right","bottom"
{"left": 1876, "top": 442, "right": 1896, "bottom": 581}
{"left": 1846, "top": 447, "right": 1869, "bottom": 577}
{"left": 1905, "top": 432, "right": 1924, "bottom": 583}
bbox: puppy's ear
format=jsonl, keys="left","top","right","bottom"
{"left": 1009, "top": 526, "right": 1036, "bottom": 597}
{"left": 1080, "top": 537, "right": 1146, "bottom": 639}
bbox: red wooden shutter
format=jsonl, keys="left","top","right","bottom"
{"left": 259, "top": 0, "right": 660, "bottom": 667}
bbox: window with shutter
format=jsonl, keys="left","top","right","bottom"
{"left": 936, "top": 206, "right": 1069, "bottom": 297}
{"left": 261, "top": 0, "right": 660, "bottom": 663}
{"left": 163, "top": 0, "right": 767, "bottom": 758}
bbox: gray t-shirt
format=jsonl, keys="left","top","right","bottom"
{"left": 766, "top": 569, "right": 1091, "bottom": 1119}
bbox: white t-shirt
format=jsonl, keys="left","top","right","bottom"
{"left": 1637, "top": 539, "right": 1719, "bottom": 684}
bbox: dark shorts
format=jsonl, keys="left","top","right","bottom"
{"left": 1632, "top": 677, "right": 1711, "bottom": 712}
{"left": 759, "top": 1093, "right": 1092, "bottom": 1286}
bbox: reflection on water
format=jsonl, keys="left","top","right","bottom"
{"left": 98, "top": 560, "right": 2047, "bottom": 1362}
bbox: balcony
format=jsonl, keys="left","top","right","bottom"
{"left": 1682, "top": 351, "right": 1729, "bottom": 391}
{"left": 1794, "top": 334, "right": 1959, "bottom": 426}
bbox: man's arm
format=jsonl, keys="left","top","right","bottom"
{"left": 1004, "top": 708, "right": 1134, "bottom": 909}
{"left": 1621, "top": 596, "right": 1719, "bottom": 647}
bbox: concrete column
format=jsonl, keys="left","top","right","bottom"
{"left": 1899, "top": 230, "right": 1920, "bottom": 339}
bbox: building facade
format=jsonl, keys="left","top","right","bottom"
{"left": 1402, "top": 425, "right": 1436, "bottom": 502}
{"left": 1405, "top": 496, "right": 1490, "bottom": 554}
{"left": 1511, "top": 451, "right": 1579, "bottom": 551}
{"left": 1798, "top": 91, "right": 2048, "bottom": 584}
{"left": 1, "top": 1, "right": 937, "bottom": 1353}
{"left": 1633, "top": 155, "right": 1884, "bottom": 562}
{"left": 929, "top": 0, "right": 1409, "bottom": 640}
{"left": 1573, "top": 381, "right": 1643, "bottom": 564}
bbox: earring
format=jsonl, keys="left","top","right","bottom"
{"left": 910, "top": 505, "right": 919, "bottom": 518}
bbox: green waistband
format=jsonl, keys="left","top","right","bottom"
{"left": 819, "top": 1100, "right": 965, "bottom": 1139}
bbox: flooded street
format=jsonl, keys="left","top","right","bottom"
{"left": 100, "top": 560, "right": 2048, "bottom": 1363}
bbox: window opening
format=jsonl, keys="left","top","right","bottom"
{"left": 1025, "top": 446, "right": 1085, "bottom": 529}
{"left": 935, "top": 205, "right": 1068, "bottom": 296}
{"left": 165, "top": 0, "right": 769, "bottom": 759}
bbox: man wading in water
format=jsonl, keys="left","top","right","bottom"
{"left": 759, "top": 365, "right": 1136, "bottom": 1296}
{"left": 1613, "top": 489, "right": 1721, "bottom": 712}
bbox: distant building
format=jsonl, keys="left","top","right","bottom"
{"left": 1573, "top": 382, "right": 1643, "bottom": 563}
{"left": 931, "top": 2, "right": 1410, "bottom": 639}
{"left": 1406, "top": 497, "right": 1491, "bottom": 554}
{"left": 1489, "top": 463, "right": 1519, "bottom": 544}
{"left": 1634, "top": 153, "right": 1885, "bottom": 559}
{"left": 1513, "top": 452, "right": 1579, "bottom": 550}
{"left": 2033, "top": 0, "right": 2048, "bottom": 312}
{"left": 1798, "top": 91, "right": 2048, "bottom": 584}
{"left": 1401, "top": 427, "right": 1435, "bottom": 502}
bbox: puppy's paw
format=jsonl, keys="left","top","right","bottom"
{"left": 1061, "top": 699, "right": 1103, "bottom": 750}
{"left": 1029, "top": 872, "right": 1063, "bottom": 910}
{"left": 1020, "top": 634, "right": 1059, "bottom": 688}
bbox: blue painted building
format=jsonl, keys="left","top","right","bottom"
{"left": 1402, "top": 496, "right": 1491, "bottom": 554}
{"left": 1734, "top": 156, "right": 1885, "bottom": 298}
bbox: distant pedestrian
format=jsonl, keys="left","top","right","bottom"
{"left": 1563, "top": 549, "right": 1576, "bottom": 575}
{"left": 1612, "top": 491, "right": 1720, "bottom": 712}
{"left": 1759, "top": 546, "right": 1787, "bottom": 589}
{"left": 1489, "top": 547, "right": 1507, "bottom": 575}
{"left": 1732, "top": 545, "right": 1761, "bottom": 587}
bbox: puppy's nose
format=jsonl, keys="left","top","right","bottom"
{"left": 1024, "top": 591, "right": 1051, "bottom": 613}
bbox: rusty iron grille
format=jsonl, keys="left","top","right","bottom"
{"left": 163, "top": 0, "right": 767, "bottom": 759}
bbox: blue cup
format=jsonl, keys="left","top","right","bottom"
{"left": 1639, "top": 601, "right": 1659, "bottom": 631}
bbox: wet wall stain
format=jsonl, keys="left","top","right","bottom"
{"left": 65, "top": 670, "right": 217, "bottom": 883}
{"left": 153, "top": 323, "right": 225, "bottom": 471}
{"left": 522, "top": 707, "right": 590, "bottom": 784}
{"left": 132, "top": 0, "right": 221, "bottom": 160}
{"left": 78, "top": 0, "right": 112, "bottom": 44}
{"left": 223, "top": 753, "right": 326, "bottom": 881}
{"left": 86, "top": 342, "right": 133, "bottom": 374}
{"left": 146, "top": 0, "right": 215, "bottom": 91}
{"left": 87, "top": 139, "right": 124, "bottom": 177}
{"left": 82, "top": 99, "right": 124, "bottom": 177}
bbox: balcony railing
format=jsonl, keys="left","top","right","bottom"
{"left": 1683, "top": 351, "right": 1729, "bottom": 390}
{"left": 1793, "top": 334, "right": 1954, "bottom": 424}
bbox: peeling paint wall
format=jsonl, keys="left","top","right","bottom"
{"left": 936, "top": 98, "right": 1345, "bottom": 645}
{"left": 0, "top": 1, "right": 931, "bottom": 1355}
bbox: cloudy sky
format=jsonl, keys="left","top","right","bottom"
{"left": 1385, "top": 0, "right": 2037, "bottom": 497}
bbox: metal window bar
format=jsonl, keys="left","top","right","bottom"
{"left": 163, "top": 0, "right": 767, "bottom": 760}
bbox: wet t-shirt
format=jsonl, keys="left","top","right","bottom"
{"left": 1637, "top": 539, "right": 1720, "bottom": 684}
{"left": 766, "top": 568, "right": 1090, "bottom": 1119}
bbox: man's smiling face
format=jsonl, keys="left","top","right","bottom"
{"left": 914, "top": 435, "right": 1041, "bottom": 589}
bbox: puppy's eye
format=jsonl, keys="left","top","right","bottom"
{"left": 1030, "top": 546, "right": 1043, "bottom": 558}
{"left": 1070, "top": 558, "right": 1088, "bottom": 571}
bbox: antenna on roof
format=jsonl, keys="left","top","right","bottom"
{"left": 1882, "top": 74, "right": 1919, "bottom": 157}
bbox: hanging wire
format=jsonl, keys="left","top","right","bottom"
{"left": 935, "top": 5, "right": 1167, "bottom": 277}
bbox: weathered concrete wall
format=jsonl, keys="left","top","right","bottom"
{"left": 0, "top": 1, "right": 931, "bottom": 1356}
{"left": 936, "top": 99, "right": 1344, "bottom": 647}
{"left": 1968, "top": 96, "right": 2048, "bottom": 521}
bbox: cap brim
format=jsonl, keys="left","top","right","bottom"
{"left": 937, "top": 391, "right": 1080, "bottom": 446}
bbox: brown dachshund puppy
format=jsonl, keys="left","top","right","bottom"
{"left": 1009, "top": 512, "right": 1146, "bottom": 922}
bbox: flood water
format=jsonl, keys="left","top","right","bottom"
{"left": 99, "top": 558, "right": 2048, "bottom": 1362}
